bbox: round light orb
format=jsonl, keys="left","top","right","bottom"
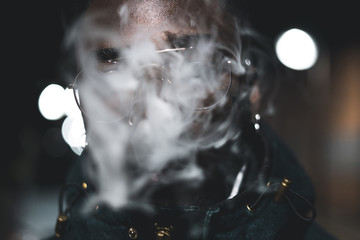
{"left": 275, "top": 28, "right": 318, "bottom": 70}
{"left": 61, "top": 116, "right": 86, "bottom": 155}
{"left": 38, "top": 84, "right": 65, "bottom": 120}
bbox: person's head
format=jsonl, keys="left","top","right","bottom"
{"left": 62, "top": 0, "right": 276, "bottom": 207}
{"left": 69, "top": 0, "right": 260, "bottom": 133}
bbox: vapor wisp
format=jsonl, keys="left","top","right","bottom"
{"left": 67, "top": 4, "right": 246, "bottom": 209}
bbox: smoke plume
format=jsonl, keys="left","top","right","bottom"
{"left": 64, "top": 0, "right": 252, "bottom": 209}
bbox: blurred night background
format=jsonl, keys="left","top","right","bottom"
{"left": 3, "top": 0, "right": 360, "bottom": 239}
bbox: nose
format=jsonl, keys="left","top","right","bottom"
{"left": 135, "top": 63, "right": 166, "bottom": 86}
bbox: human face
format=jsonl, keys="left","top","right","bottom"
{"left": 73, "top": 0, "right": 239, "bottom": 126}
{"left": 71, "top": 0, "right": 246, "bottom": 207}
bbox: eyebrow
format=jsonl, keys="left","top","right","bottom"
{"left": 167, "top": 33, "right": 212, "bottom": 48}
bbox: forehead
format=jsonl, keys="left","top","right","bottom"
{"left": 85, "top": 0, "right": 224, "bottom": 46}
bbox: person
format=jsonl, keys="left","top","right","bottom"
{"left": 45, "top": 0, "right": 336, "bottom": 239}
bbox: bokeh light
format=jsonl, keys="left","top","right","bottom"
{"left": 38, "top": 84, "right": 65, "bottom": 120}
{"left": 63, "top": 87, "right": 82, "bottom": 118}
{"left": 61, "top": 116, "right": 86, "bottom": 156}
{"left": 38, "top": 84, "right": 85, "bottom": 155}
{"left": 275, "top": 28, "right": 318, "bottom": 70}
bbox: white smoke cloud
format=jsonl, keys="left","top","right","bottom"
{"left": 65, "top": 1, "right": 248, "bottom": 209}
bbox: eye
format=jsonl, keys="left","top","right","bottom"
{"left": 96, "top": 47, "right": 120, "bottom": 63}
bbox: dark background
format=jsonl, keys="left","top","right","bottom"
{"left": 3, "top": 0, "right": 360, "bottom": 239}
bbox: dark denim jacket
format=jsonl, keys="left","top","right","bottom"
{"left": 44, "top": 123, "right": 336, "bottom": 240}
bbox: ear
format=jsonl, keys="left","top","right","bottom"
{"left": 249, "top": 84, "right": 261, "bottom": 114}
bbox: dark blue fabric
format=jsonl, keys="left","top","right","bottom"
{"left": 43, "top": 123, "right": 337, "bottom": 240}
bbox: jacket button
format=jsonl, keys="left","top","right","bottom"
{"left": 274, "top": 178, "right": 292, "bottom": 203}
{"left": 55, "top": 214, "right": 68, "bottom": 238}
{"left": 154, "top": 223, "right": 173, "bottom": 240}
{"left": 128, "top": 227, "right": 138, "bottom": 239}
